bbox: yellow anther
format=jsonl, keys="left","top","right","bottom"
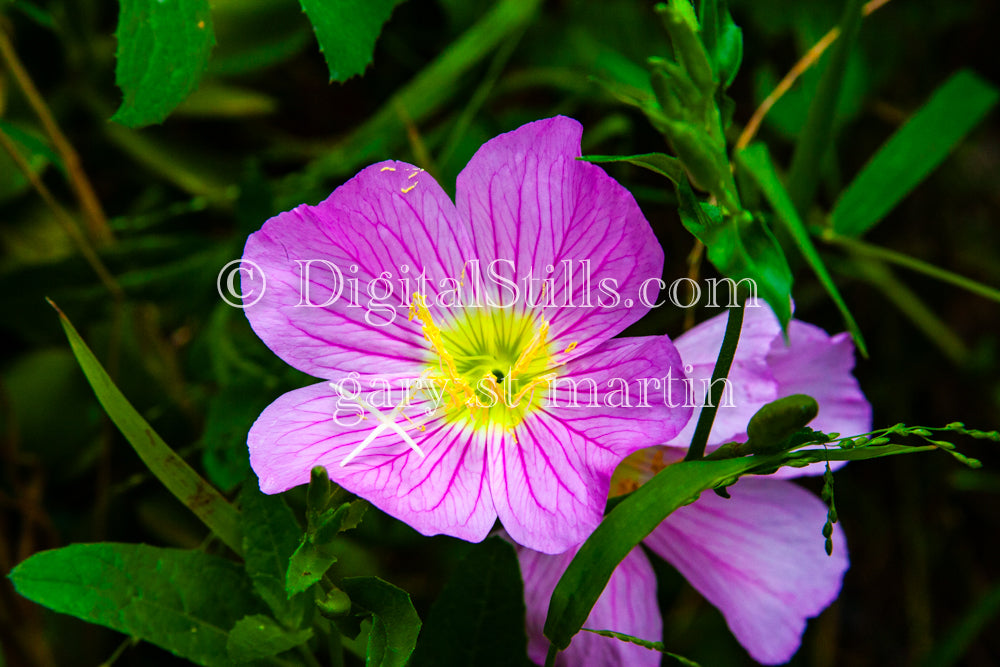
{"left": 511, "top": 372, "right": 557, "bottom": 406}
{"left": 410, "top": 293, "right": 476, "bottom": 406}
{"left": 510, "top": 316, "right": 549, "bottom": 379}
{"left": 401, "top": 183, "right": 417, "bottom": 194}
{"left": 408, "top": 168, "right": 424, "bottom": 179}
{"left": 380, "top": 166, "right": 396, "bottom": 172}
{"left": 563, "top": 341, "right": 578, "bottom": 354}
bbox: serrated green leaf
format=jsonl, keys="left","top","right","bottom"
{"left": 286, "top": 540, "right": 337, "bottom": 598}
{"left": 737, "top": 143, "right": 866, "bottom": 355}
{"left": 50, "top": 301, "right": 243, "bottom": 554}
{"left": 313, "top": 500, "right": 368, "bottom": 544}
{"left": 9, "top": 543, "right": 264, "bottom": 667}
{"left": 410, "top": 538, "right": 530, "bottom": 667}
{"left": 340, "top": 576, "right": 421, "bottom": 667}
{"left": 298, "top": 0, "right": 408, "bottom": 82}
{"left": 112, "top": 0, "right": 216, "bottom": 127}
{"left": 226, "top": 614, "right": 313, "bottom": 662}
{"left": 239, "top": 485, "right": 311, "bottom": 629}
{"left": 832, "top": 70, "right": 999, "bottom": 237}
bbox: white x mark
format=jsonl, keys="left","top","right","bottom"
{"left": 333, "top": 382, "right": 426, "bottom": 467}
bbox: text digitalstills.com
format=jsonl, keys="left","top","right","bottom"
{"left": 218, "top": 257, "right": 761, "bottom": 321}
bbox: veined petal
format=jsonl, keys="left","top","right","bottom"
{"left": 767, "top": 323, "right": 872, "bottom": 441}
{"left": 514, "top": 540, "right": 661, "bottom": 667}
{"left": 644, "top": 478, "right": 848, "bottom": 665}
{"left": 248, "top": 379, "right": 496, "bottom": 542}
{"left": 668, "top": 307, "right": 871, "bottom": 479}
{"left": 455, "top": 116, "right": 664, "bottom": 361}
{"left": 491, "top": 336, "right": 691, "bottom": 553}
{"left": 243, "top": 161, "right": 474, "bottom": 378}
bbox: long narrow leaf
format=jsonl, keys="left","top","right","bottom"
{"left": 832, "top": 70, "right": 999, "bottom": 237}
{"left": 739, "top": 144, "right": 867, "bottom": 356}
{"left": 785, "top": 0, "right": 865, "bottom": 214}
{"left": 49, "top": 300, "right": 243, "bottom": 554}
{"left": 542, "top": 457, "right": 760, "bottom": 652}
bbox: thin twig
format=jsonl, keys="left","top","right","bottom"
{"left": 0, "top": 126, "right": 123, "bottom": 301}
{"left": 734, "top": 0, "right": 894, "bottom": 151}
{"left": 0, "top": 28, "right": 113, "bottom": 244}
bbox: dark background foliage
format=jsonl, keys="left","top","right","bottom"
{"left": 1, "top": 0, "right": 998, "bottom": 665}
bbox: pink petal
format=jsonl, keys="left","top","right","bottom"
{"left": 767, "top": 322, "right": 872, "bottom": 441}
{"left": 668, "top": 304, "right": 783, "bottom": 449}
{"left": 644, "top": 478, "right": 848, "bottom": 665}
{"left": 248, "top": 379, "right": 496, "bottom": 543}
{"left": 668, "top": 307, "right": 871, "bottom": 478}
{"left": 514, "top": 539, "right": 661, "bottom": 667}
{"left": 242, "top": 161, "right": 474, "bottom": 378}
{"left": 455, "top": 116, "right": 664, "bottom": 361}
{"left": 492, "top": 336, "right": 691, "bottom": 553}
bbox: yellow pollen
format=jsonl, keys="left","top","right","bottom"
{"left": 510, "top": 317, "right": 549, "bottom": 379}
{"left": 563, "top": 341, "right": 578, "bottom": 354}
{"left": 401, "top": 183, "right": 417, "bottom": 194}
{"left": 408, "top": 169, "right": 424, "bottom": 179}
{"left": 380, "top": 166, "right": 396, "bottom": 172}
{"left": 409, "top": 293, "right": 478, "bottom": 412}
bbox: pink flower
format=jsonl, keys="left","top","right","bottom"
{"left": 516, "top": 306, "right": 872, "bottom": 665}
{"left": 241, "top": 117, "right": 692, "bottom": 554}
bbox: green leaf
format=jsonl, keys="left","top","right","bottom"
{"left": 240, "top": 485, "right": 312, "bottom": 629}
{"left": 737, "top": 143, "right": 867, "bottom": 356}
{"left": 582, "top": 629, "right": 701, "bottom": 666}
{"left": 9, "top": 543, "right": 264, "bottom": 667}
{"left": 112, "top": 0, "right": 216, "bottom": 127}
{"left": 785, "top": 0, "right": 865, "bottom": 214}
{"left": 226, "top": 614, "right": 313, "bottom": 662}
{"left": 542, "top": 436, "right": 947, "bottom": 656}
{"left": 543, "top": 457, "right": 765, "bottom": 652}
{"left": 50, "top": 301, "right": 243, "bottom": 554}
{"left": 286, "top": 499, "right": 368, "bottom": 597}
{"left": 697, "top": 0, "right": 742, "bottom": 90}
{"left": 286, "top": 540, "right": 338, "bottom": 598}
{"left": 298, "top": 0, "right": 408, "bottom": 82}
{"left": 410, "top": 538, "right": 530, "bottom": 667}
{"left": 340, "top": 576, "right": 421, "bottom": 667}
{"left": 832, "top": 70, "right": 999, "bottom": 237}
{"left": 582, "top": 152, "right": 793, "bottom": 329}
{"left": 293, "top": 0, "right": 542, "bottom": 191}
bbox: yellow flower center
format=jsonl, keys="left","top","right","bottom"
{"left": 408, "top": 294, "right": 559, "bottom": 435}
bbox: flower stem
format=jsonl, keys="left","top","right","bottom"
{"left": 544, "top": 643, "right": 559, "bottom": 667}
{"left": 684, "top": 299, "right": 746, "bottom": 461}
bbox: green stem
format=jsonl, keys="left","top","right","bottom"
{"left": 845, "top": 259, "right": 968, "bottom": 364}
{"left": 544, "top": 643, "right": 559, "bottom": 667}
{"left": 684, "top": 300, "right": 745, "bottom": 461}
{"left": 821, "top": 230, "right": 1000, "bottom": 304}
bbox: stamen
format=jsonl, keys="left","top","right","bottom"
{"left": 510, "top": 316, "right": 549, "bottom": 379}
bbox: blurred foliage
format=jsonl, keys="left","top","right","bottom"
{"left": 1, "top": 0, "right": 999, "bottom": 665}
